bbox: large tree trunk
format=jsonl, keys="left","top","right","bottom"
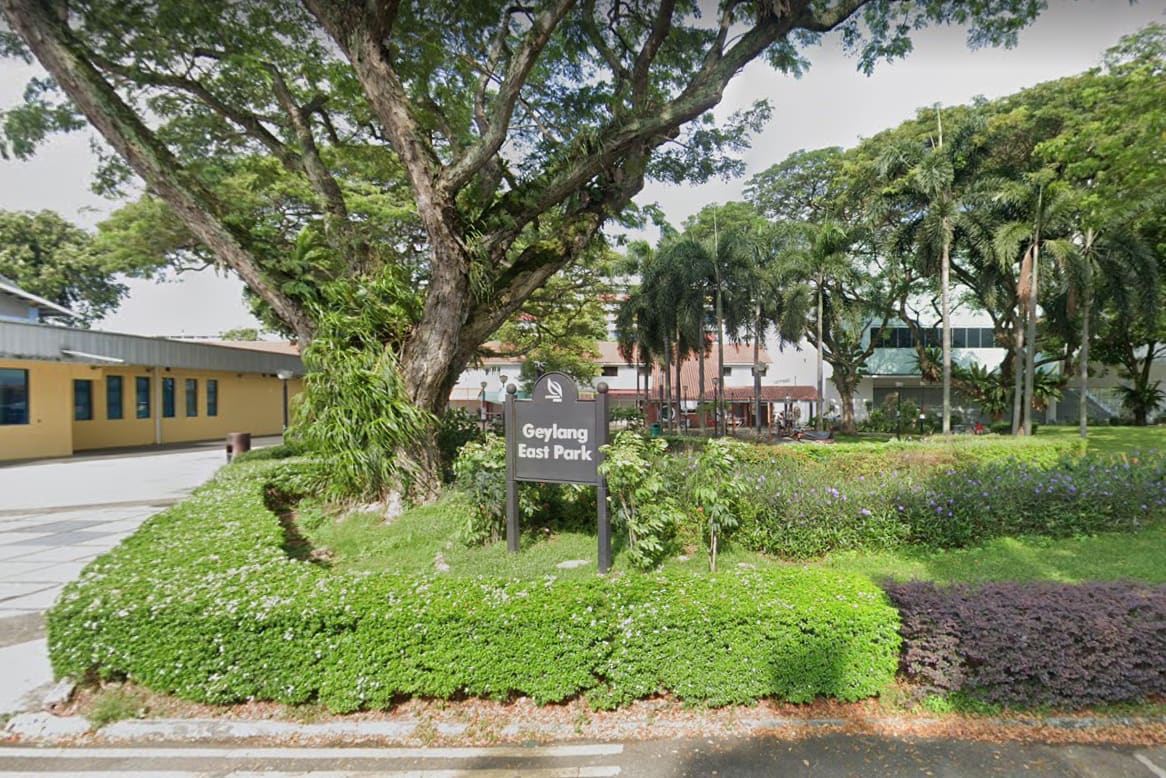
{"left": 941, "top": 229, "right": 952, "bottom": 435}
{"left": 831, "top": 370, "right": 858, "bottom": 435}
{"left": 1079, "top": 288, "right": 1090, "bottom": 440}
{"left": 1023, "top": 241, "right": 1039, "bottom": 436}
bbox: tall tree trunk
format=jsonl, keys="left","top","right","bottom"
{"left": 698, "top": 345, "right": 706, "bottom": 435}
{"left": 1079, "top": 283, "right": 1090, "bottom": 440}
{"left": 816, "top": 274, "right": 825, "bottom": 432}
{"left": 663, "top": 343, "right": 673, "bottom": 433}
{"left": 675, "top": 340, "right": 684, "bottom": 434}
{"left": 716, "top": 280, "right": 725, "bottom": 438}
{"left": 1012, "top": 316, "right": 1024, "bottom": 435}
{"left": 754, "top": 307, "right": 763, "bottom": 434}
{"left": 833, "top": 371, "right": 859, "bottom": 435}
{"left": 1023, "top": 241, "right": 1039, "bottom": 436}
{"left": 941, "top": 228, "right": 952, "bottom": 435}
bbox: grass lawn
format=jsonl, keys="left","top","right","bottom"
{"left": 1038, "top": 423, "right": 1166, "bottom": 458}
{"left": 301, "top": 493, "right": 1166, "bottom": 586}
{"left": 293, "top": 426, "right": 1166, "bottom": 585}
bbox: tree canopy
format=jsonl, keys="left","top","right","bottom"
{"left": 0, "top": 0, "right": 1049, "bottom": 419}
{"left": 0, "top": 209, "right": 130, "bottom": 325}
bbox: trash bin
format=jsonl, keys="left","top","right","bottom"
{"left": 650, "top": 423, "right": 661, "bottom": 438}
{"left": 226, "top": 432, "right": 252, "bottom": 462}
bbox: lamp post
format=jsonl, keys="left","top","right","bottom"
{"left": 276, "top": 369, "right": 294, "bottom": 433}
{"left": 752, "top": 362, "right": 767, "bottom": 434}
{"left": 479, "top": 381, "right": 489, "bottom": 432}
{"left": 784, "top": 393, "right": 791, "bottom": 437}
{"left": 711, "top": 377, "right": 720, "bottom": 438}
{"left": 895, "top": 381, "right": 903, "bottom": 440}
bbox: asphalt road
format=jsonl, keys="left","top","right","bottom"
{"left": 1, "top": 738, "right": 1166, "bottom": 776}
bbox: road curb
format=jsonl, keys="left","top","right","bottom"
{"left": 7, "top": 712, "right": 1166, "bottom": 746}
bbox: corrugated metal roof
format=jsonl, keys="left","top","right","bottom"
{"left": 0, "top": 276, "right": 80, "bottom": 319}
{"left": 0, "top": 320, "right": 304, "bottom": 375}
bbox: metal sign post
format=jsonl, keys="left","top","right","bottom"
{"left": 504, "top": 373, "right": 611, "bottom": 572}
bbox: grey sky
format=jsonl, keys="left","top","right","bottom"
{"left": 1, "top": 0, "right": 1162, "bottom": 337}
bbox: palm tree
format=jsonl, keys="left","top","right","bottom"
{"left": 1056, "top": 215, "right": 1155, "bottom": 437}
{"left": 879, "top": 106, "right": 985, "bottom": 435}
{"left": 992, "top": 167, "right": 1077, "bottom": 435}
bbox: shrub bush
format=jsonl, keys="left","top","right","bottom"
{"left": 48, "top": 461, "right": 900, "bottom": 711}
{"left": 727, "top": 443, "right": 1165, "bottom": 558}
{"left": 453, "top": 434, "right": 598, "bottom": 544}
{"left": 885, "top": 580, "right": 1166, "bottom": 708}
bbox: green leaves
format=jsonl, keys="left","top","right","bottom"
{"left": 49, "top": 460, "right": 900, "bottom": 710}
{"left": 598, "top": 431, "right": 682, "bottom": 570}
{"left": 0, "top": 209, "right": 130, "bottom": 325}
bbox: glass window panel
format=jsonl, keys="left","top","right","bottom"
{"left": 0, "top": 368, "right": 29, "bottom": 425}
{"left": 106, "top": 375, "right": 123, "bottom": 420}
{"left": 73, "top": 379, "right": 93, "bottom": 421}
{"left": 185, "top": 378, "right": 198, "bottom": 417}
{"left": 207, "top": 379, "right": 218, "bottom": 417}
{"left": 136, "top": 376, "right": 151, "bottom": 418}
{"left": 162, "top": 378, "right": 175, "bottom": 418}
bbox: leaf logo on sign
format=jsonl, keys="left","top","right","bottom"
{"left": 547, "top": 378, "right": 564, "bottom": 403}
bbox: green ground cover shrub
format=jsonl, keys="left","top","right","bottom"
{"left": 48, "top": 461, "right": 900, "bottom": 711}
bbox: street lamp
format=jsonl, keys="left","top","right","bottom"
{"left": 276, "top": 369, "right": 294, "bottom": 433}
{"left": 711, "top": 377, "right": 720, "bottom": 438}
{"left": 480, "top": 381, "right": 489, "bottom": 432}
{"left": 895, "top": 381, "right": 903, "bottom": 440}
{"left": 752, "top": 362, "right": 767, "bottom": 434}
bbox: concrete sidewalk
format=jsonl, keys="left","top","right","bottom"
{"left": 0, "top": 438, "right": 279, "bottom": 714}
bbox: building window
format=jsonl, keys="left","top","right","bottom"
{"left": 601, "top": 366, "right": 619, "bottom": 377}
{"left": 207, "top": 379, "right": 218, "bottom": 417}
{"left": 106, "top": 375, "right": 124, "bottom": 420}
{"left": 136, "top": 376, "right": 151, "bottom": 419}
{"left": 951, "top": 328, "right": 967, "bottom": 349}
{"left": 722, "top": 366, "right": 732, "bottom": 377}
{"left": 980, "top": 328, "right": 996, "bottom": 348}
{"left": 185, "top": 379, "right": 198, "bottom": 417}
{"left": 73, "top": 379, "right": 93, "bottom": 421}
{"left": 0, "top": 368, "right": 29, "bottom": 425}
{"left": 162, "top": 378, "right": 175, "bottom": 418}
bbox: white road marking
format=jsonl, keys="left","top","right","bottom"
{"left": 1136, "top": 753, "right": 1166, "bottom": 778}
{"left": 0, "top": 744, "right": 622, "bottom": 760}
{"left": 0, "top": 770, "right": 619, "bottom": 778}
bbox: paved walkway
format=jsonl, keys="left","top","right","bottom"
{"left": 0, "top": 438, "right": 279, "bottom": 714}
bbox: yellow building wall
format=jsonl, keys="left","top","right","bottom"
{"left": 71, "top": 366, "right": 303, "bottom": 451}
{"left": 0, "top": 359, "right": 74, "bottom": 461}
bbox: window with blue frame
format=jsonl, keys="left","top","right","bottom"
{"left": 162, "top": 377, "right": 175, "bottom": 418}
{"left": 0, "top": 368, "right": 29, "bottom": 425}
{"left": 136, "top": 376, "right": 151, "bottom": 418}
{"left": 73, "top": 379, "right": 93, "bottom": 421}
{"left": 206, "top": 379, "right": 218, "bottom": 417}
{"left": 106, "top": 375, "right": 124, "bottom": 420}
{"left": 185, "top": 378, "right": 198, "bottom": 416}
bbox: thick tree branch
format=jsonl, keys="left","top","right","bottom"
{"left": 89, "top": 51, "right": 305, "bottom": 175}
{"left": 0, "top": 0, "right": 315, "bottom": 343}
{"left": 266, "top": 66, "right": 350, "bottom": 229}
{"left": 304, "top": 0, "right": 452, "bottom": 244}
{"left": 443, "top": 0, "right": 576, "bottom": 196}
{"left": 581, "top": 0, "right": 629, "bottom": 86}
{"left": 631, "top": 0, "right": 674, "bottom": 105}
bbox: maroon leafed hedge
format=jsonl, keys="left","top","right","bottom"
{"left": 884, "top": 581, "right": 1166, "bottom": 708}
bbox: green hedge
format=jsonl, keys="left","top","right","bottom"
{"left": 48, "top": 462, "right": 900, "bottom": 711}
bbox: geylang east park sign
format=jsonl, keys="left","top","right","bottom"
{"left": 504, "top": 372, "right": 611, "bottom": 572}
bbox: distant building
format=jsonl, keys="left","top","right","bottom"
{"left": 449, "top": 340, "right": 818, "bottom": 431}
{"left": 0, "top": 280, "right": 303, "bottom": 462}
{"left": 0, "top": 275, "right": 80, "bottom": 324}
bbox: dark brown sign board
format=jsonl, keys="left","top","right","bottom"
{"left": 504, "top": 373, "right": 611, "bottom": 572}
